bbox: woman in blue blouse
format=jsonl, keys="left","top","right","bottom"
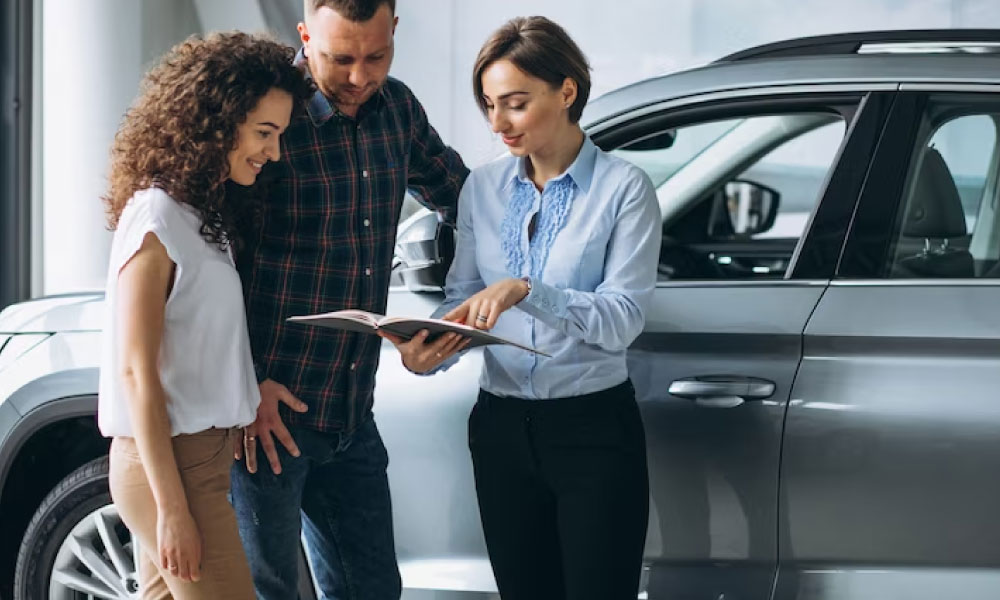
{"left": 381, "top": 15, "right": 661, "bottom": 600}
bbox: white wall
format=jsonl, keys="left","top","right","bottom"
{"left": 33, "top": 0, "right": 1000, "bottom": 295}
{"left": 40, "top": 0, "right": 143, "bottom": 296}
{"left": 36, "top": 0, "right": 267, "bottom": 296}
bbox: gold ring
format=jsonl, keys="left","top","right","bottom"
{"left": 247, "top": 436, "right": 256, "bottom": 441}
{"left": 436, "top": 352, "right": 443, "bottom": 358}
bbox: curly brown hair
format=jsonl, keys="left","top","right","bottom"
{"left": 104, "top": 31, "right": 313, "bottom": 249}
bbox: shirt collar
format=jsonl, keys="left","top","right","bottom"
{"left": 503, "top": 134, "right": 598, "bottom": 194}
{"left": 296, "top": 47, "right": 387, "bottom": 128}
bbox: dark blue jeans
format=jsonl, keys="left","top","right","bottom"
{"left": 230, "top": 415, "right": 402, "bottom": 600}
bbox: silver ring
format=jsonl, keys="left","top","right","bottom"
{"left": 436, "top": 352, "right": 443, "bottom": 358}
{"left": 168, "top": 563, "right": 178, "bottom": 571}
{"left": 247, "top": 436, "right": 256, "bottom": 442}
{"left": 476, "top": 314, "right": 488, "bottom": 322}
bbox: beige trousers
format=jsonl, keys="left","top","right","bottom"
{"left": 109, "top": 428, "right": 254, "bottom": 600}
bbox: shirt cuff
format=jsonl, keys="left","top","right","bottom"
{"left": 516, "top": 277, "right": 567, "bottom": 320}
{"left": 411, "top": 351, "right": 462, "bottom": 376}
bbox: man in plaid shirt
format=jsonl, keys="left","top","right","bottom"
{"left": 230, "top": 1, "right": 468, "bottom": 598}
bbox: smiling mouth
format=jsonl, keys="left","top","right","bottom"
{"left": 248, "top": 159, "right": 264, "bottom": 173}
{"left": 502, "top": 134, "right": 523, "bottom": 145}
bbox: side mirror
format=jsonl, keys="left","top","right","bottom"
{"left": 392, "top": 209, "right": 454, "bottom": 292}
{"left": 710, "top": 179, "right": 781, "bottom": 237}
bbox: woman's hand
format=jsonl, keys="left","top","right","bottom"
{"left": 379, "top": 330, "right": 470, "bottom": 374}
{"left": 443, "top": 278, "right": 530, "bottom": 330}
{"left": 157, "top": 507, "right": 202, "bottom": 582}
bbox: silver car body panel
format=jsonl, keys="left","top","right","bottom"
{"left": 779, "top": 282, "right": 1000, "bottom": 598}
{"left": 633, "top": 283, "right": 827, "bottom": 599}
{"left": 588, "top": 83, "right": 898, "bottom": 137}
{"left": 583, "top": 54, "right": 1000, "bottom": 129}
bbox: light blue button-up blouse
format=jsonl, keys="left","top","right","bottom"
{"left": 431, "top": 135, "right": 662, "bottom": 399}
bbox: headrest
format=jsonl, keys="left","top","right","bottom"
{"left": 902, "top": 147, "right": 967, "bottom": 239}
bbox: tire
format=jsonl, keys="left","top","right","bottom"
{"left": 13, "top": 456, "right": 139, "bottom": 600}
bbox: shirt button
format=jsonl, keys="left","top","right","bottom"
{"left": 362, "top": 170, "right": 369, "bottom": 178}
{"left": 365, "top": 267, "right": 372, "bottom": 276}
{"left": 350, "top": 362, "right": 356, "bottom": 370}
{"left": 363, "top": 218, "right": 371, "bottom": 227}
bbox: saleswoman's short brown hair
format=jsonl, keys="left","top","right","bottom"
{"left": 473, "top": 16, "right": 591, "bottom": 124}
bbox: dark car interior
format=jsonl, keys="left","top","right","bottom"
{"left": 890, "top": 147, "right": 976, "bottom": 278}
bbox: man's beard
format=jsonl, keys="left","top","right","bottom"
{"left": 331, "top": 81, "right": 381, "bottom": 107}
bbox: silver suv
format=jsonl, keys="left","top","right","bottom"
{"left": 4, "top": 30, "right": 1000, "bottom": 600}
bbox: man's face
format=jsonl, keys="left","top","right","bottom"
{"left": 298, "top": 4, "right": 397, "bottom": 117}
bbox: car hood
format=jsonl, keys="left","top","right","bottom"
{"left": 0, "top": 293, "right": 105, "bottom": 334}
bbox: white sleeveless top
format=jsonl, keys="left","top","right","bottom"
{"left": 98, "top": 188, "right": 260, "bottom": 437}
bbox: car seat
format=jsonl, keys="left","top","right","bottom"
{"left": 891, "top": 147, "right": 975, "bottom": 278}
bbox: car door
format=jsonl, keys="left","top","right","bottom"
{"left": 595, "top": 88, "right": 894, "bottom": 600}
{"left": 776, "top": 89, "right": 1000, "bottom": 599}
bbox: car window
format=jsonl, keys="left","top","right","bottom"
{"left": 929, "top": 115, "right": 996, "bottom": 234}
{"left": 740, "top": 121, "right": 846, "bottom": 240}
{"left": 614, "top": 119, "right": 742, "bottom": 187}
{"left": 612, "top": 111, "right": 847, "bottom": 281}
{"left": 886, "top": 98, "right": 1000, "bottom": 279}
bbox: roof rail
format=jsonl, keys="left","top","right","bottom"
{"left": 716, "top": 29, "right": 1000, "bottom": 63}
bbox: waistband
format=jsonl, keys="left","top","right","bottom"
{"left": 478, "top": 379, "right": 635, "bottom": 411}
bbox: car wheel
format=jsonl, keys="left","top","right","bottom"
{"left": 13, "top": 456, "right": 141, "bottom": 599}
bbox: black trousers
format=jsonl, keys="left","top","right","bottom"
{"left": 469, "top": 380, "right": 649, "bottom": 600}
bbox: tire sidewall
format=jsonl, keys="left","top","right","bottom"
{"left": 13, "top": 456, "right": 113, "bottom": 599}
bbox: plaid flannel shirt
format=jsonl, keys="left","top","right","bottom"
{"left": 239, "top": 64, "right": 468, "bottom": 433}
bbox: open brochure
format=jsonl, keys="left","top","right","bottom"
{"left": 287, "top": 310, "right": 551, "bottom": 357}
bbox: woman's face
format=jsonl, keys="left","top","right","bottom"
{"left": 227, "top": 87, "right": 294, "bottom": 186}
{"left": 480, "top": 59, "right": 576, "bottom": 158}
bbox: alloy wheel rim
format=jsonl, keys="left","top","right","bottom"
{"left": 49, "top": 504, "right": 140, "bottom": 599}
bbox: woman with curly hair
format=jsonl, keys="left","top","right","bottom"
{"left": 97, "top": 31, "right": 311, "bottom": 599}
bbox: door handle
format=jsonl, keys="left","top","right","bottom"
{"left": 668, "top": 376, "right": 776, "bottom": 402}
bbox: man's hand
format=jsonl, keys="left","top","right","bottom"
{"left": 157, "top": 507, "right": 202, "bottom": 583}
{"left": 443, "top": 278, "right": 530, "bottom": 330}
{"left": 379, "top": 330, "right": 470, "bottom": 374}
{"left": 240, "top": 379, "right": 308, "bottom": 475}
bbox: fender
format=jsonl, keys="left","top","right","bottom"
{"left": 0, "top": 368, "right": 100, "bottom": 496}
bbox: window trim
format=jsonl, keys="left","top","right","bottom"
{"left": 654, "top": 279, "right": 828, "bottom": 289}
{"left": 1, "top": 0, "right": 32, "bottom": 310}
{"left": 832, "top": 279, "right": 1000, "bottom": 287}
